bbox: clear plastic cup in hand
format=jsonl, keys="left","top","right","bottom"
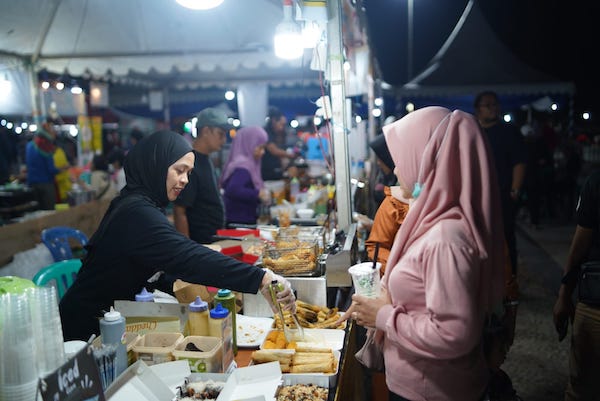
{"left": 348, "top": 262, "right": 382, "bottom": 298}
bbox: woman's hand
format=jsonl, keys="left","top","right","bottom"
{"left": 336, "top": 287, "right": 391, "bottom": 329}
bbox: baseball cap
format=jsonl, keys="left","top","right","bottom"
{"left": 196, "top": 108, "right": 232, "bottom": 130}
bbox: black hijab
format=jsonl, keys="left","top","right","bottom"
{"left": 85, "top": 130, "right": 192, "bottom": 253}
{"left": 123, "top": 130, "right": 192, "bottom": 207}
{"left": 369, "top": 133, "right": 395, "bottom": 171}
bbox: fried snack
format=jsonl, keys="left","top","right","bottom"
{"left": 273, "top": 300, "right": 346, "bottom": 330}
{"left": 266, "top": 331, "right": 280, "bottom": 342}
{"left": 290, "top": 361, "right": 334, "bottom": 374}
{"left": 294, "top": 344, "right": 333, "bottom": 353}
{"left": 263, "top": 340, "right": 277, "bottom": 349}
{"left": 251, "top": 350, "right": 293, "bottom": 364}
{"left": 292, "top": 352, "right": 333, "bottom": 365}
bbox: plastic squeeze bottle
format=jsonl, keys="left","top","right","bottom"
{"left": 99, "top": 307, "right": 128, "bottom": 377}
{"left": 135, "top": 287, "right": 154, "bottom": 302}
{"left": 213, "top": 289, "right": 237, "bottom": 354}
{"left": 208, "top": 303, "right": 230, "bottom": 338}
{"left": 188, "top": 296, "right": 209, "bottom": 336}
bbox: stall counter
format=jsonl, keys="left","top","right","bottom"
{"left": 0, "top": 199, "right": 110, "bottom": 267}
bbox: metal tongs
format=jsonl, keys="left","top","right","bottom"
{"left": 268, "top": 280, "right": 305, "bottom": 342}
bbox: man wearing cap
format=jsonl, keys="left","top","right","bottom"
{"left": 174, "top": 108, "right": 230, "bottom": 243}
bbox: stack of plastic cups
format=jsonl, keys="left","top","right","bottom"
{"left": 0, "top": 293, "right": 39, "bottom": 401}
{"left": 27, "top": 286, "right": 66, "bottom": 377}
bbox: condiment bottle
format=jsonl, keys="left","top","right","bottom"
{"left": 289, "top": 177, "right": 300, "bottom": 203}
{"left": 99, "top": 306, "right": 127, "bottom": 377}
{"left": 213, "top": 289, "right": 237, "bottom": 354}
{"left": 135, "top": 287, "right": 154, "bottom": 302}
{"left": 208, "top": 303, "right": 230, "bottom": 338}
{"left": 188, "top": 295, "right": 209, "bottom": 337}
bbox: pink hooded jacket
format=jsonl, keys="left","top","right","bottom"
{"left": 376, "top": 107, "right": 505, "bottom": 401}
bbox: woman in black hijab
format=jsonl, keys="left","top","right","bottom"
{"left": 59, "top": 130, "right": 295, "bottom": 341}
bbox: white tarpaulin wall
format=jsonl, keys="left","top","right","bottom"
{"left": 0, "top": 56, "right": 32, "bottom": 115}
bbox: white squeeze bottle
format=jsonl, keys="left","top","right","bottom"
{"left": 100, "top": 307, "right": 128, "bottom": 377}
{"left": 135, "top": 287, "right": 154, "bottom": 302}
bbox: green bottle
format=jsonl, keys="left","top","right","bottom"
{"left": 214, "top": 289, "right": 237, "bottom": 355}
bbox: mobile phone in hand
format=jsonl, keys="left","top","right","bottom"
{"left": 558, "top": 320, "right": 568, "bottom": 341}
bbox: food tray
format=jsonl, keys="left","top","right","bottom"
{"left": 250, "top": 350, "right": 340, "bottom": 387}
{"left": 261, "top": 239, "right": 320, "bottom": 277}
{"left": 236, "top": 314, "right": 274, "bottom": 348}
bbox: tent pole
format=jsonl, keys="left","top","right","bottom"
{"left": 26, "top": 63, "right": 43, "bottom": 124}
{"left": 327, "top": 0, "right": 352, "bottom": 231}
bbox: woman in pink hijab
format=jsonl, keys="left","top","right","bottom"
{"left": 221, "top": 126, "right": 270, "bottom": 225}
{"left": 340, "top": 107, "right": 505, "bottom": 401}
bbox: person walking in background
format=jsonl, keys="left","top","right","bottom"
{"left": 0, "top": 126, "right": 17, "bottom": 184}
{"left": 221, "top": 126, "right": 270, "bottom": 226}
{"left": 261, "top": 107, "right": 295, "bottom": 181}
{"left": 475, "top": 90, "right": 526, "bottom": 275}
{"left": 107, "top": 148, "right": 127, "bottom": 192}
{"left": 339, "top": 107, "right": 505, "bottom": 401}
{"left": 127, "top": 128, "right": 145, "bottom": 153}
{"left": 553, "top": 169, "right": 600, "bottom": 401}
{"left": 174, "top": 108, "right": 229, "bottom": 243}
{"left": 26, "top": 125, "right": 60, "bottom": 210}
{"left": 83, "top": 154, "right": 117, "bottom": 201}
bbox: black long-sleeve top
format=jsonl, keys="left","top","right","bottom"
{"left": 59, "top": 193, "right": 265, "bottom": 340}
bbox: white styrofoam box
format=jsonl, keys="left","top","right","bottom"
{"left": 105, "top": 360, "right": 174, "bottom": 401}
{"left": 217, "top": 361, "right": 282, "bottom": 401}
{"left": 242, "top": 276, "right": 327, "bottom": 318}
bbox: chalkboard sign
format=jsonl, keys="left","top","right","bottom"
{"left": 39, "top": 345, "right": 105, "bottom": 401}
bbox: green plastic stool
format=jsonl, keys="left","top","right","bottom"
{"left": 32, "top": 259, "right": 82, "bottom": 300}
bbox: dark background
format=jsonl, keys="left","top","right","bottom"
{"left": 363, "top": 0, "right": 600, "bottom": 120}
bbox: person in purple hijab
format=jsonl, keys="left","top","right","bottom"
{"left": 221, "top": 126, "right": 270, "bottom": 225}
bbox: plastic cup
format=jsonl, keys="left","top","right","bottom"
{"left": 348, "top": 262, "right": 382, "bottom": 298}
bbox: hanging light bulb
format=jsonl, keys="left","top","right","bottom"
{"left": 41, "top": 81, "right": 50, "bottom": 90}
{"left": 70, "top": 80, "right": 83, "bottom": 94}
{"left": 274, "top": 0, "right": 303, "bottom": 60}
{"left": 56, "top": 81, "right": 65, "bottom": 91}
{"left": 224, "top": 90, "right": 235, "bottom": 101}
{"left": 175, "top": 0, "right": 224, "bottom": 10}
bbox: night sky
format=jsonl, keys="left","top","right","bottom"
{"left": 363, "top": 0, "right": 600, "bottom": 121}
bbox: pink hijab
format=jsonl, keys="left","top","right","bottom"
{"left": 220, "top": 126, "right": 268, "bottom": 190}
{"left": 383, "top": 106, "right": 505, "bottom": 313}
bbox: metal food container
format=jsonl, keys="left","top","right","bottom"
{"left": 261, "top": 239, "right": 321, "bottom": 277}
{"left": 278, "top": 226, "right": 325, "bottom": 253}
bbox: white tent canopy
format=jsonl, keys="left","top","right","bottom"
{"left": 0, "top": 0, "right": 321, "bottom": 89}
